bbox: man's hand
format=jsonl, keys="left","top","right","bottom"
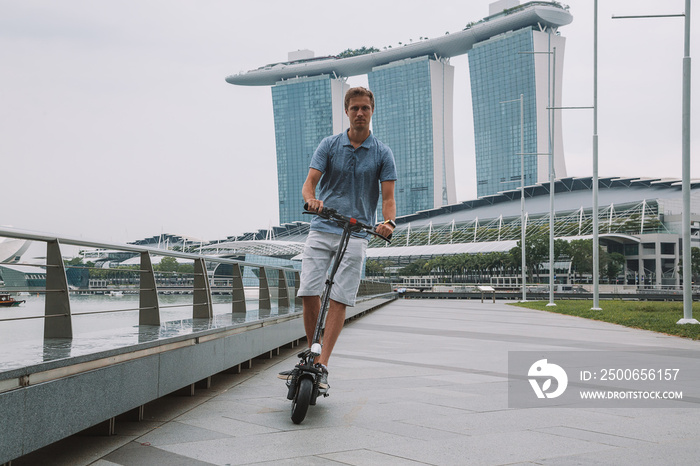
{"left": 375, "top": 222, "right": 394, "bottom": 238}
{"left": 305, "top": 198, "right": 324, "bottom": 213}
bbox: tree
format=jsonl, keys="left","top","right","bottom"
{"left": 445, "top": 254, "right": 462, "bottom": 282}
{"left": 157, "top": 256, "right": 179, "bottom": 273}
{"left": 569, "top": 239, "right": 592, "bottom": 283}
{"left": 568, "top": 239, "right": 624, "bottom": 284}
{"left": 364, "top": 259, "right": 385, "bottom": 277}
{"left": 337, "top": 46, "right": 379, "bottom": 58}
{"left": 604, "top": 252, "right": 625, "bottom": 283}
{"left": 518, "top": 230, "right": 548, "bottom": 281}
{"left": 554, "top": 239, "right": 570, "bottom": 261}
{"left": 64, "top": 257, "right": 84, "bottom": 266}
{"left": 399, "top": 259, "right": 428, "bottom": 277}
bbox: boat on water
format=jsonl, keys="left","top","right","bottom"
{"left": 0, "top": 293, "right": 25, "bottom": 307}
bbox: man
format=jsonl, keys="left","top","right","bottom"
{"left": 279, "top": 87, "right": 397, "bottom": 392}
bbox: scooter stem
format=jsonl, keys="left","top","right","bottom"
{"left": 311, "top": 222, "right": 353, "bottom": 349}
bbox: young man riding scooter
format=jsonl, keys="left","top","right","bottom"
{"left": 279, "top": 86, "right": 397, "bottom": 392}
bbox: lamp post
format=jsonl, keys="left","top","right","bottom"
{"left": 500, "top": 94, "right": 527, "bottom": 302}
{"left": 549, "top": 5, "right": 597, "bottom": 308}
{"left": 521, "top": 43, "right": 557, "bottom": 307}
{"left": 592, "top": 0, "right": 601, "bottom": 311}
{"left": 548, "top": 46, "right": 557, "bottom": 308}
{"left": 680, "top": 0, "right": 695, "bottom": 324}
{"left": 613, "top": 1, "right": 696, "bottom": 324}
{"left": 520, "top": 93, "right": 526, "bottom": 302}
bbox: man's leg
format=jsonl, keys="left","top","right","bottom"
{"left": 315, "top": 236, "right": 365, "bottom": 367}
{"left": 298, "top": 231, "right": 334, "bottom": 347}
{"left": 302, "top": 295, "right": 321, "bottom": 344}
{"left": 302, "top": 296, "right": 345, "bottom": 367}
{"left": 315, "top": 299, "right": 346, "bottom": 367}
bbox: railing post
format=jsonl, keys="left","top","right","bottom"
{"left": 358, "top": 281, "right": 367, "bottom": 297}
{"left": 45, "top": 239, "right": 72, "bottom": 339}
{"left": 294, "top": 271, "right": 302, "bottom": 307}
{"left": 139, "top": 252, "right": 160, "bottom": 325}
{"left": 193, "top": 258, "right": 213, "bottom": 319}
{"left": 231, "top": 263, "right": 246, "bottom": 314}
{"left": 258, "top": 266, "right": 271, "bottom": 310}
{"left": 278, "top": 269, "right": 289, "bottom": 308}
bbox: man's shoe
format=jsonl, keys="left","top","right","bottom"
{"left": 316, "top": 364, "right": 329, "bottom": 392}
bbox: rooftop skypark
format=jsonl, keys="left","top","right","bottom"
{"left": 226, "top": 2, "right": 572, "bottom": 86}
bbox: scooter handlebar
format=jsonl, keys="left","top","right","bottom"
{"left": 303, "top": 203, "right": 391, "bottom": 243}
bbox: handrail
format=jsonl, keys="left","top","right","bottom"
{"left": 0, "top": 226, "right": 303, "bottom": 339}
{"left": 0, "top": 226, "right": 294, "bottom": 272}
{"left": 0, "top": 227, "right": 392, "bottom": 334}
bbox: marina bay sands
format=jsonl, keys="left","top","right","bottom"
{"left": 227, "top": 0, "right": 573, "bottom": 224}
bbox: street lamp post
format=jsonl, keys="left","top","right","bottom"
{"left": 500, "top": 94, "right": 527, "bottom": 302}
{"left": 679, "top": 0, "right": 696, "bottom": 324}
{"left": 550, "top": 4, "right": 599, "bottom": 309}
{"left": 520, "top": 94, "right": 526, "bottom": 303}
{"left": 592, "top": 0, "right": 602, "bottom": 311}
{"left": 520, "top": 43, "right": 557, "bottom": 306}
{"left": 613, "top": 1, "right": 696, "bottom": 324}
{"left": 548, "top": 47, "right": 557, "bottom": 308}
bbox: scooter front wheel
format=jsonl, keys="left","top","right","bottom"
{"left": 291, "top": 377, "right": 313, "bottom": 424}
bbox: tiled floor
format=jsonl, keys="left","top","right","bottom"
{"left": 13, "top": 299, "right": 700, "bottom": 465}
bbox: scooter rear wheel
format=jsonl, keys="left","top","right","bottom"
{"left": 291, "top": 377, "right": 313, "bottom": 424}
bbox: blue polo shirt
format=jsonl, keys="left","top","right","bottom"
{"left": 309, "top": 130, "right": 397, "bottom": 238}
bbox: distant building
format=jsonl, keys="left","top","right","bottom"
{"left": 366, "top": 178, "right": 700, "bottom": 288}
{"left": 206, "top": 177, "right": 700, "bottom": 289}
{"left": 271, "top": 75, "right": 349, "bottom": 224}
{"left": 0, "top": 264, "right": 88, "bottom": 291}
{"left": 128, "top": 233, "right": 205, "bottom": 250}
{"left": 369, "top": 56, "right": 456, "bottom": 217}
{"left": 0, "top": 238, "right": 30, "bottom": 263}
{"left": 469, "top": 25, "right": 566, "bottom": 197}
{"left": 227, "top": 1, "right": 573, "bottom": 223}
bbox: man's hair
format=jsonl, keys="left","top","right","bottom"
{"left": 344, "top": 87, "right": 375, "bottom": 111}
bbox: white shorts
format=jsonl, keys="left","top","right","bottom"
{"left": 297, "top": 230, "right": 368, "bottom": 307}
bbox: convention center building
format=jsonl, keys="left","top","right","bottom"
{"left": 203, "top": 177, "right": 700, "bottom": 289}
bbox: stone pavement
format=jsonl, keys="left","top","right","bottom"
{"left": 13, "top": 299, "right": 700, "bottom": 465}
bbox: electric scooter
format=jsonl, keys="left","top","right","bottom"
{"left": 285, "top": 204, "right": 391, "bottom": 424}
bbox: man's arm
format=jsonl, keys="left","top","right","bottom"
{"left": 375, "top": 180, "right": 396, "bottom": 237}
{"left": 302, "top": 168, "right": 324, "bottom": 212}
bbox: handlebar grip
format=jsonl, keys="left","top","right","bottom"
{"left": 303, "top": 202, "right": 335, "bottom": 217}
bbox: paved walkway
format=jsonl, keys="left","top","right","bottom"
{"left": 13, "top": 299, "right": 700, "bottom": 465}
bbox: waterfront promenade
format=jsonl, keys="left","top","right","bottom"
{"left": 12, "top": 299, "right": 700, "bottom": 466}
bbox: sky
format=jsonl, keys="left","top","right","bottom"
{"left": 1, "top": 0, "right": 698, "bottom": 245}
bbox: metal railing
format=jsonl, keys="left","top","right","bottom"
{"left": 0, "top": 227, "right": 303, "bottom": 339}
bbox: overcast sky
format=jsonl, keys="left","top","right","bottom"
{"left": 1, "top": 0, "right": 698, "bottom": 245}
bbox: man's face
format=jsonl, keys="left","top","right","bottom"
{"left": 346, "top": 96, "right": 374, "bottom": 132}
